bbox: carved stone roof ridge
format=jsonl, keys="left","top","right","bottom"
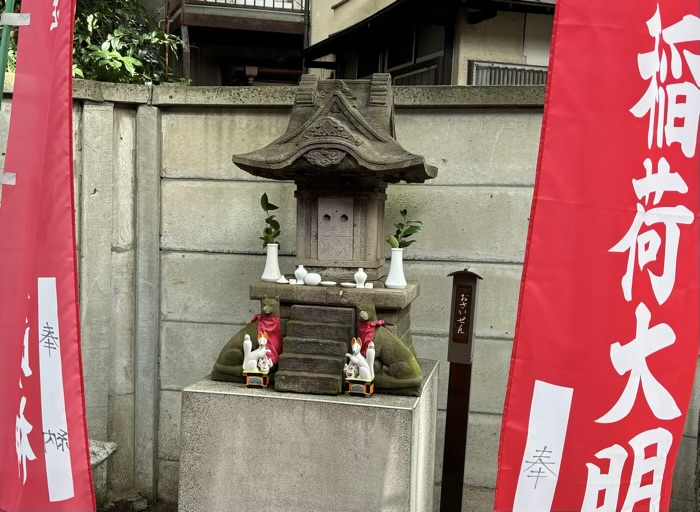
{"left": 232, "top": 74, "right": 438, "bottom": 184}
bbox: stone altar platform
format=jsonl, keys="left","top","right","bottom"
{"left": 178, "top": 360, "right": 438, "bottom": 512}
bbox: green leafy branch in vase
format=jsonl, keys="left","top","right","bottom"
{"left": 260, "top": 193, "right": 282, "bottom": 248}
{"left": 387, "top": 208, "right": 422, "bottom": 249}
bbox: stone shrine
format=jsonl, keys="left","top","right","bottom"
{"left": 179, "top": 75, "right": 440, "bottom": 512}
{"left": 230, "top": 73, "right": 437, "bottom": 395}
{"left": 233, "top": 73, "right": 437, "bottom": 282}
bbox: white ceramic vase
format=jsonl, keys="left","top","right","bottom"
{"left": 261, "top": 243, "right": 282, "bottom": 282}
{"left": 294, "top": 265, "right": 308, "bottom": 285}
{"left": 354, "top": 268, "right": 367, "bottom": 288}
{"left": 385, "top": 248, "right": 407, "bottom": 289}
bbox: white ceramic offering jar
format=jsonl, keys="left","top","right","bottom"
{"left": 354, "top": 268, "right": 367, "bottom": 288}
{"left": 294, "top": 265, "right": 308, "bottom": 285}
{"left": 304, "top": 273, "right": 322, "bottom": 286}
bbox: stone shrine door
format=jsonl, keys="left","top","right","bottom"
{"left": 317, "top": 197, "right": 353, "bottom": 262}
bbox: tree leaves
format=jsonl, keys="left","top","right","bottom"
{"left": 67, "top": 0, "right": 185, "bottom": 84}
{"left": 260, "top": 193, "right": 282, "bottom": 247}
{"left": 388, "top": 208, "right": 423, "bottom": 249}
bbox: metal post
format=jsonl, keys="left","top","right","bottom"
{"left": 0, "top": 0, "right": 16, "bottom": 98}
{"left": 440, "top": 267, "right": 482, "bottom": 512}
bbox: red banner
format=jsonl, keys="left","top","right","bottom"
{"left": 495, "top": 1, "right": 699, "bottom": 511}
{"left": 0, "top": 0, "right": 95, "bottom": 510}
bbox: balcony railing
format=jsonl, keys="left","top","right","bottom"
{"left": 167, "top": 0, "right": 307, "bottom": 35}
{"left": 468, "top": 60, "right": 548, "bottom": 86}
{"left": 170, "top": 0, "right": 306, "bottom": 15}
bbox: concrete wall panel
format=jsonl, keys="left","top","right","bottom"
{"left": 385, "top": 185, "right": 532, "bottom": 263}
{"left": 160, "top": 321, "right": 244, "bottom": 391}
{"left": 161, "top": 252, "right": 296, "bottom": 324}
{"left": 161, "top": 108, "right": 290, "bottom": 180}
{"left": 395, "top": 109, "right": 541, "bottom": 186}
{"left": 161, "top": 180, "right": 297, "bottom": 254}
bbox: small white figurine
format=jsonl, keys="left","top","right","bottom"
{"left": 258, "top": 354, "right": 273, "bottom": 373}
{"left": 243, "top": 332, "right": 273, "bottom": 373}
{"left": 345, "top": 338, "right": 375, "bottom": 382}
{"left": 344, "top": 362, "right": 358, "bottom": 379}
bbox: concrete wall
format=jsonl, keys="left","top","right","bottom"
{"left": 2, "top": 78, "right": 696, "bottom": 511}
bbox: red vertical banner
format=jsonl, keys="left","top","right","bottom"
{"left": 0, "top": 0, "right": 95, "bottom": 510}
{"left": 495, "top": 1, "right": 699, "bottom": 511}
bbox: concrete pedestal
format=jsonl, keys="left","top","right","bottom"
{"left": 178, "top": 360, "right": 438, "bottom": 512}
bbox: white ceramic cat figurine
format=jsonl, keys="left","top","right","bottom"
{"left": 345, "top": 338, "right": 375, "bottom": 382}
{"left": 243, "top": 332, "right": 272, "bottom": 373}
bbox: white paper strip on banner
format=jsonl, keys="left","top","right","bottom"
{"left": 38, "top": 277, "right": 74, "bottom": 502}
{"left": 0, "top": 13, "right": 30, "bottom": 26}
{"left": 513, "top": 380, "right": 574, "bottom": 512}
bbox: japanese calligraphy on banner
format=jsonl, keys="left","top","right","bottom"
{"left": 495, "top": 1, "right": 699, "bottom": 511}
{"left": 0, "top": 0, "right": 95, "bottom": 510}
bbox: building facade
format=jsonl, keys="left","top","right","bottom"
{"left": 165, "top": 0, "right": 554, "bottom": 86}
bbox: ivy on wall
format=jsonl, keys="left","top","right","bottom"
{"left": 2, "top": 0, "right": 185, "bottom": 84}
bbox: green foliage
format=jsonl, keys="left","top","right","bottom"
{"left": 74, "top": 0, "right": 183, "bottom": 84}
{"left": 7, "top": 47, "right": 15, "bottom": 72}
{"left": 387, "top": 208, "right": 422, "bottom": 249}
{"left": 2, "top": 0, "right": 185, "bottom": 84}
{"left": 259, "top": 193, "right": 282, "bottom": 248}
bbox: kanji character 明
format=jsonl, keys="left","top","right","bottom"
{"left": 582, "top": 428, "right": 673, "bottom": 512}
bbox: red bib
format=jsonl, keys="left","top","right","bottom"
{"left": 357, "top": 320, "right": 385, "bottom": 356}
{"left": 248, "top": 314, "right": 282, "bottom": 364}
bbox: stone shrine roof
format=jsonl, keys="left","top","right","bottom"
{"left": 232, "top": 74, "right": 438, "bottom": 184}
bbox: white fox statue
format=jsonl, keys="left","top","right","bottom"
{"left": 345, "top": 338, "right": 375, "bottom": 382}
{"left": 242, "top": 332, "right": 273, "bottom": 373}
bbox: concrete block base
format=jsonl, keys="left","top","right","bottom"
{"left": 178, "top": 360, "right": 439, "bottom": 512}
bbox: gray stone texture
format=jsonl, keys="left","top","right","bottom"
{"left": 290, "top": 304, "right": 355, "bottom": 323}
{"left": 80, "top": 102, "right": 115, "bottom": 440}
{"left": 91, "top": 439, "right": 118, "bottom": 505}
{"left": 107, "top": 394, "right": 135, "bottom": 494}
{"left": 161, "top": 108, "right": 291, "bottom": 180}
{"left": 384, "top": 185, "right": 532, "bottom": 263}
{"left": 282, "top": 336, "right": 347, "bottom": 357}
{"left": 395, "top": 110, "right": 542, "bottom": 187}
{"left": 250, "top": 281, "right": 420, "bottom": 310}
{"left": 178, "top": 360, "right": 438, "bottom": 512}
{"left": 161, "top": 180, "right": 297, "bottom": 253}
{"left": 275, "top": 305, "right": 358, "bottom": 394}
{"left": 285, "top": 319, "right": 353, "bottom": 340}
{"left": 160, "top": 321, "right": 244, "bottom": 391}
{"left": 134, "top": 105, "right": 162, "bottom": 498}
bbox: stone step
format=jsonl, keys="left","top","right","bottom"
{"left": 285, "top": 320, "right": 353, "bottom": 341}
{"left": 278, "top": 353, "right": 345, "bottom": 375}
{"left": 283, "top": 336, "right": 348, "bottom": 357}
{"left": 274, "top": 371, "right": 342, "bottom": 395}
{"left": 290, "top": 305, "right": 355, "bottom": 325}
